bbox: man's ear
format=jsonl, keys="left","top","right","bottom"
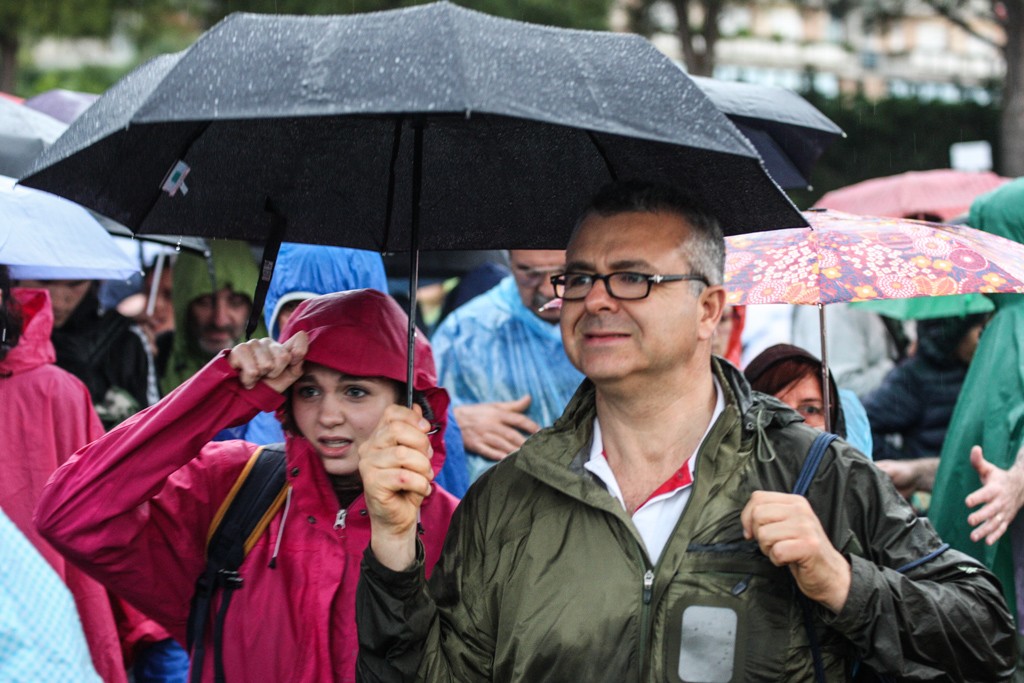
{"left": 696, "top": 285, "right": 726, "bottom": 342}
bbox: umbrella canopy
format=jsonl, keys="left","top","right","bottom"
{"left": 23, "top": 88, "right": 99, "bottom": 124}
{"left": 814, "top": 169, "right": 1011, "bottom": 222}
{"left": 691, "top": 76, "right": 844, "bottom": 191}
{"left": 851, "top": 293, "right": 995, "bottom": 321}
{"left": 724, "top": 209, "right": 1024, "bottom": 306}
{"left": 21, "top": 3, "right": 805, "bottom": 251}
{"left": 0, "top": 175, "right": 138, "bottom": 280}
{"left": 0, "top": 97, "right": 66, "bottom": 178}
{"left": 724, "top": 208, "right": 1024, "bottom": 431}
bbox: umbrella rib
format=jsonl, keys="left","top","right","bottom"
{"left": 382, "top": 116, "right": 404, "bottom": 252}
{"left": 585, "top": 131, "right": 618, "bottom": 182}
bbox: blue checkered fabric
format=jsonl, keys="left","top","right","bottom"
{"left": 0, "top": 507, "right": 100, "bottom": 682}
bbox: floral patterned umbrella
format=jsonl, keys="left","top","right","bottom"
{"left": 724, "top": 209, "right": 1024, "bottom": 306}
{"left": 724, "top": 208, "right": 1024, "bottom": 432}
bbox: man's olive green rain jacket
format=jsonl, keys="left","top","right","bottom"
{"left": 357, "top": 360, "right": 1016, "bottom": 682}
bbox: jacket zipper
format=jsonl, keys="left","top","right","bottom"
{"left": 334, "top": 509, "right": 347, "bottom": 530}
{"left": 638, "top": 565, "right": 654, "bottom": 675}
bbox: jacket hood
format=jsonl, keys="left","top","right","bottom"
{"left": 742, "top": 343, "right": 846, "bottom": 439}
{"left": 0, "top": 288, "right": 56, "bottom": 376}
{"left": 263, "top": 243, "right": 387, "bottom": 339}
{"left": 916, "top": 314, "right": 988, "bottom": 367}
{"left": 280, "top": 289, "right": 449, "bottom": 473}
{"left": 968, "top": 177, "right": 1024, "bottom": 245}
{"left": 968, "top": 178, "right": 1024, "bottom": 310}
{"left": 162, "top": 240, "right": 259, "bottom": 392}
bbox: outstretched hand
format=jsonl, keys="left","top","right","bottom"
{"left": 359, "top": 404, "right": 435, "bottom": 571}
{"left": 227, "top": 332, "right": 308, "bottom": 392}
{"left": 967, "top": 446, "right": 1024, "bottom": 546}
{"left": 741, "top": 491, "right": 851, "bottom": 613}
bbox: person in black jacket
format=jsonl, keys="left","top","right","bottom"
{"left": 865, "top": 313, "right": 987, "bottom": 507}
{"left": 19, "top": 278, "right": 156, "bottom": 429}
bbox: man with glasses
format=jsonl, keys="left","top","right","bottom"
{"left": 431, "top": 249, "right": 583, "bottom": 480}
{"left": 357, "top": 180, "right": 1014, "bottom": 682}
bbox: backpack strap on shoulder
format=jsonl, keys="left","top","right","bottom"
{"left": 790, "top": 431, "right": 838, "bottom": 683}
{"left": 187, "top": 444, "right": 288, "bottom": 683}
{"left": 791, "top": 432, "right": 838, "bottom": 497}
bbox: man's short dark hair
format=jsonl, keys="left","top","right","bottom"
{"left": 574, "top": 180, "right": 725, "bottom": 286}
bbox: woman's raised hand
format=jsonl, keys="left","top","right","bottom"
{"left": 227, "top": 332, "right": 309, "bottom": 392}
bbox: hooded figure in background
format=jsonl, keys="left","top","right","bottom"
{"left": 931, "top": 177, "right": 1024, "bottom": 636}
{"left": 0, "top": 273, "right": 169, "bottom": 682}
{"left": 37, "top": 289, "right": 460, "bottom": 683}
{"left": 159, "top": 240, "right": 259, "bottom": 395}
{"left": 865, "top": 313, "right": 987, "bottom": 461}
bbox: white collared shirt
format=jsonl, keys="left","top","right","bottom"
{"left": 584, "top": 378, "right": 724, "bottom": 565}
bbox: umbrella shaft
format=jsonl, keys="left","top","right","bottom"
{"left": 405, "top": 118, "right": 425, "bottom": 409}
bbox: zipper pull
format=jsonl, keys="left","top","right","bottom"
{"left": 642, "top": 569, "right": 654, "bottom": 604}
{"left": 731, "top": 573, "right": 753, "bottom": 596}
{"left": 334, "top": 509, "right": 347, "bottom": 530}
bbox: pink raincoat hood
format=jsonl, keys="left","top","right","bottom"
{"left": 278, "top": 289, "right": 449, "bottom": 472}
{"left": 0, "top": 288, "right": 56, "bottom": 376}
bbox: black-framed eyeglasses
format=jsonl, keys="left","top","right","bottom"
{"left": 550, "top": 271, "right": 709, "bottom": 301}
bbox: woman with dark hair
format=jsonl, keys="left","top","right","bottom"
{"left": 0, "top": 265, "right": 134, "bottom": 682}
{"left": 743, "top": 343, "right": 874, "bottom": 455}
{"left": 744, "top": 343, "right": 845, "bottom": 435}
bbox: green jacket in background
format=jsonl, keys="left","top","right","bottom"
{"left": 931, "top": 176, "right": 1024, "bottom": 623}
{"left": 358, "top": 359, "right": 1015, "bottom": 682}
{"left": 160, "top": 239, "right": 260, "bottom": 395}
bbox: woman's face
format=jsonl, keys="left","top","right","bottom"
{"left": 775, "top": 373, "right": 826, "bottom": 430}
{"left": 290, "top": 363, "right": 400, "bottom": 476}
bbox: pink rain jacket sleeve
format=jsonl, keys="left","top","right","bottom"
{"left": 36, "top": 353, "right": 459, "bottom": 682}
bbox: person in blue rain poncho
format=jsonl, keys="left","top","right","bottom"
{"left": 239, "top": 242, "right": 469, "bottom": 496}
{"left": 431, "top": 250, "right": 584, "bottom": 481}
{"left": 0, "top": 506, "right": 100, "bottom": 682}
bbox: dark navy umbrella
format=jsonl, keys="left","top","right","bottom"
{"left": 21, "top": 2, "right": 806, "bottom": 400}
{"left": 692, "top": 76, "right": 844, "bottom": 191}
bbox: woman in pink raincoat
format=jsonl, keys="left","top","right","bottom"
{"left": 37, "top": 289, "right": 459, "bottom": 682}
{"left": 0, "top": 265, "right": 133, "bottom": 682}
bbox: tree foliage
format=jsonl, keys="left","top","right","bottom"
{"left": 790, "top": 91, "right": 1000, "bottom": 208}
{"left": 179, "top": 0, "right": 612, "bottom": 31}
{"left": 5, "top": 0, "right": 612, "bottom": 94}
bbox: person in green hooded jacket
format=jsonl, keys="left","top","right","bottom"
{"left": 356, "top": 180, "right": 1015, "bottom": 682}
{"left": 159, "top": 240, "right": 259, "bottom": 395}
{"left": 931, "top": 176, "right": 1024, "bottom": 666}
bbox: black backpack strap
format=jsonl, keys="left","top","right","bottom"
{"left": 790, "top": 431, "right": 838, "bottom": 683}
{"left": 187, "top": 444, "right": 288, "bottom": 683}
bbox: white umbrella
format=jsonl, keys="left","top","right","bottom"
{"left": 0, "top": 175, "right": 138, "bottom": 280}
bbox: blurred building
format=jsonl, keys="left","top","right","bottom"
{"left": 613, "top": 1, "right": 1003, "bottom": 103}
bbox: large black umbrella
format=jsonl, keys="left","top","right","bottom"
{"left": 22, "top": 2, "right": 806, "bottom": 398}
{"left": 691, "top": 76, "right": 844, "bottom": 191}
